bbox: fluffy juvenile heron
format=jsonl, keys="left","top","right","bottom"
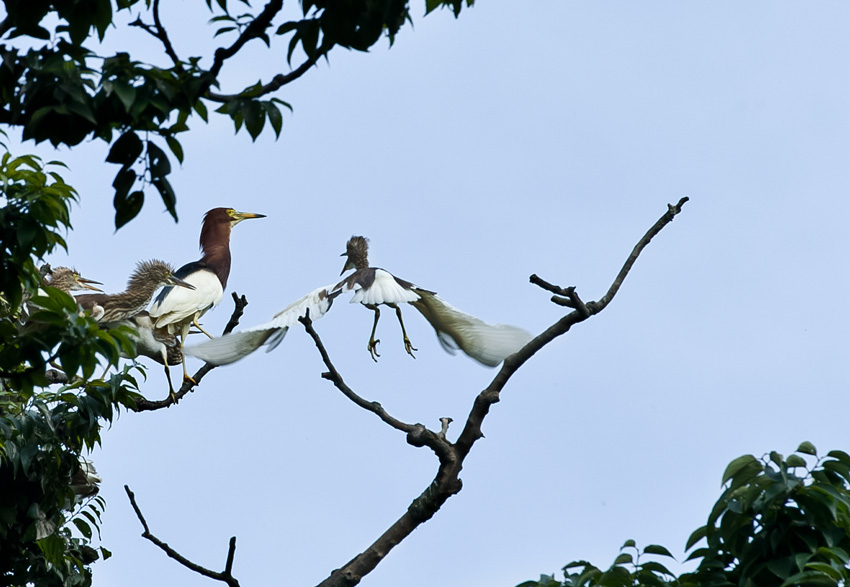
{"left": 185, "top": 236, "right": 532, "bottom": 367}
{"left": 40, "top": 267, "right": 103, "bottom": 294}
{"left": 75, "top": 259, "right": 194, "bottom": 323}
{"left": 25, "top": 266, "right": 103, "bottom": 317}
{"left": 149, "top": 207, "right": 265, "bottom": 381}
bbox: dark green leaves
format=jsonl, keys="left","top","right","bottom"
{"left": 0, "top": 153, "right": 76, "bottom": 310}
{"left": 522, "top": 444, "right": 850, "bottom": 587}
{"left": 214, "top": 96, "right": 291, "bottom": 140}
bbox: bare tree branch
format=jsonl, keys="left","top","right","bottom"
{"left": 206, "top": 43, "right": 331, "bottom": 102}
{"left": 299, "top": 314, "right": 454, "bottom": 461}
{"left": 125, "top": 485, "right": 240, "bottom": 587}
{"left": 129, "top": 0, "right": 184, "bottom": 71}
{"left": 132, "top": 293, "right": 248, "bottom": 411}
{"left": 208, "top": 0, "right": 284, "bottom": 81}
{"left": 313, "top": 198, "right": 689, "bottom": 587}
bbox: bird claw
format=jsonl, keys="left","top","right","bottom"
{"left": 403, "top": 338, "right": 417, "bottom": 358}
{"left": 182, "top": 374, "right": 197, "bottom": 385}
{"left": 368, "top": 338, "right": 381, "bottom": 362}
{"left": 169, "top": 391, "right": 180, "bottom": 405}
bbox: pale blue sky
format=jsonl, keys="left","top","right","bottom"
{"left": 7, "top": 2, "right": 850, "bottom": 586}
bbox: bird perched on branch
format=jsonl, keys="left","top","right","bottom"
{"left": 149, "top": 207, "right": 265, "bottom": 382}
{"left": 73, "top": 260, "right": 194, "bottom": 398}
{"left": 40, "top": 267, "right": 103, "bottom": 294}
{"left": 24, "top": 266, "right": 103, "bottom": 317}
{"left": 75, "top": 259, "right": 194, "bottom": 323}
{"left": 185, "top": 235, "right": 532, "bottom": 367}
{"left": 106, "top": 311, "right": 184, "bottom": 398}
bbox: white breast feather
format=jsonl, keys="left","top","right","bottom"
{"left": 149, "top": 270, "right": 223, "bottom": 329}
{"left": 350, "top": 270, "right": 419, "bottom": 306}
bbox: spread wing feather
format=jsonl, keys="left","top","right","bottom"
{"left": 183, "top": 284, "right": 339, "bottom": 365}
{"left": 410, "top": 290, "right": 532, "bottom": 367}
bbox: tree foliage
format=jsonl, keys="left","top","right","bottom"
{"left": 0, "top": 0, "right": 472, "bottom": 228}
{"left": 0, "top": 152, "right": 143, "bottom": 586}
{"left": 519, "top": 442, "right": 850, "bottom": 587}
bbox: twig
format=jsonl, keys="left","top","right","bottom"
{"left": 125, "top": 485, "right": 240, "bottom": 587}
{"left": 207, "top": 0, "right": 284, "bottom": 81}
{"left": 132, "top": 293, "right": 248, "bottom": 411}
{"left": 129, "top": 0, "right": 184, "bottom": 70}
{"left": 313, "top": 198, "right": 689, "bottom": 587}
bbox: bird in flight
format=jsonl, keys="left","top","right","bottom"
{"left": 185, "top": 236, "right": 532, "bottom": 367}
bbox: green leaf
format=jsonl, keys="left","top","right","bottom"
{"left": 73, "top": 518, "right": 93, "bottom": 539}
{"left": 165, "top": 135, "right": 184, "bottom": 164}
{"left": 786, "top": 454, "right": 807, "bottom": 468}
{"left": 798, "top": 441, "right": 817, "bottom": 456}
{"left": 106, "top": 132, "right": 143, "bottom": 166}
{"left": 114, "top": 190, "right": 144, "bottom": 229}
{"left": 722, "top": 454, "right": 760, "bottom": 485}
{"left": 612, "top": 553, "right": 632, "bottom": 565}
{"left": 642, "top": 544, "right": 674, "bottom": 558}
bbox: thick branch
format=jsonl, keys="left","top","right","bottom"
{"left": 299, "top": 314, "right": 453, "bottom": 461}
{"left": 125, "top": 485, "right": 240, "bottom": 587}
{"left": 313, "top": 198, "right": 688, "bottom": 587}
{"left": 206, "top": 40, "right": 331, "bottom": 102}
{"left": 132, "top": 293, "right": 248, "bottom": 411}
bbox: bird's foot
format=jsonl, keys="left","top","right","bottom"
{"left": 183, "top": 374, "right": 197, "bottom": 385}
{"left": 403, "top": 338, "right": 417, "bottom": 359}
{"left": 368, "top": 338, "right": 381, "bottom": 362}
{"left": 169, "top": 390, "right": 180, "bottom": 405}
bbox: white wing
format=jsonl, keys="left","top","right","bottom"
{"left": 184, "top": 284, "right": 339, "bottom": 365}
{"left": 411, "top": 291, "right": 533, "bottom": 367}
{"left": 149, "top": 270, "right": 222, "bottom": 330}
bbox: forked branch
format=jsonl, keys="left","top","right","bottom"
{"left": 132, "top": 292, "right": 248, "bottom": 411}
{"left": 309, "top": 197, "right": 688, "bottom": 587}
{"left": 125, "top": 485, "right": 240, "bottom": 587}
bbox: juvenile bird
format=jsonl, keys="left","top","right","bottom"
{"left": 149, "top": 207, "right": 265, "bottom": 382}
{"left": 75, "top": 259, "right": 194, "bottom": 323}
{"left": 40, "top": 267, "right": 103, "bottom": 294}
{"left": 106, "top": 311, "right": 183, "bottom": 398}
{"left": 185, "top": 236, "right": 532, "bottom": 367}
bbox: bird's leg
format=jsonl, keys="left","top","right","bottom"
{"left": 160, "top": 347, "right": 178, "bottom": 404}
{"left": 393, "top": 305, "right": 417, "bottom": 358}
{"left": 179, "top": 322, "right": 197, "bottom": 385}
{"left": 367, "top": 306, "right": 381, "bottom": 362}
{"left": 192, "top": 313, "right": 215, "bottom": 339}
{"left": 165, "top": 366, "right": 178, "bottom": 404}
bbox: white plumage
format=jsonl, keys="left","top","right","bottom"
{"left": 185, "top": 236, "right": 533, "bottom": 367}
{"left": 148, "top": 270, "right": 222, "bottom": 333}
{"left": 348, "top": 269, "right": 420, "bottom": 306}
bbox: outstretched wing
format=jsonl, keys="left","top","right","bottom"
{"left": 410, "top": 290, "right": 532, "bottom": 367}
{"left": 183, "top": 284, "right": 340, "bottom": 365}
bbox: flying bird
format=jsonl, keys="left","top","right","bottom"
{"left": 148, "top": 207, "right": 265, "bottom": 383}
{"left": 185, "top": 236, "right": 532, "bottom": 367}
